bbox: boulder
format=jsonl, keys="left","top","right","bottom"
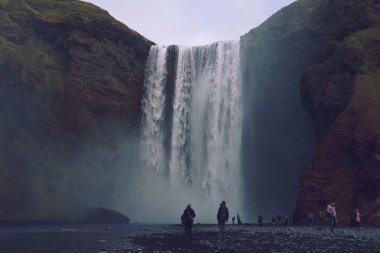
{"left": 87, "top": 207, "right": 130, "bottom": 224}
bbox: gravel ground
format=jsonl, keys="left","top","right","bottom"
{"left": 0, "top": 223, "right": 379, "bottom": 253}
{"left": 130, "top": 224, "right": 380, "bottom": 253}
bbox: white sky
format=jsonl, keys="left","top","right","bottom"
{"left": 84, "top": 0, "right": 296, "bottom": 46}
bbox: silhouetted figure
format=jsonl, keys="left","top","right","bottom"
{"left": 349, "top": 207, "right": 362, "bottom": 228}
{"left": 237, "top": 213, "right": 242, "bottom": 225}
{"left": 277, "top": 214, "right": 282, "bottom": 225}
{"left": 272, "top": 217, "right": 276, "bottom": 225}
{"left": 356, "top": 208, "right": 362, "bottom": 227}
{"left": 318, "top": 210, "right": 324, "bottom": 224}
{"left": 316, "top": 210, "right": 324, "bottom": 230}
{"left": 307, "top": 212, "right": 315, "bottom": 225}
{"left": 258, "top": 215, "right": 264, "bottom": 227}
{"left": 326, "top": 202, "right": 337, "bottom": 232}
{"left": 350, "top": 208, "right": 356, "bottom": 227}
{"left": 285, "top": 215, "right": 290, "bottom": 226}
{"left": 217, "top": 201, "right": 229, "bottom": 232}
{"left": 232, "top": 216, "right": 236, "bottom": 225}
{"left": 181, "top": 204, "right": 196, "bottom": 238}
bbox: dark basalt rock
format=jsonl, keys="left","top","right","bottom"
{"left": 87, "top": 207, "right": 130, "bottom": 224}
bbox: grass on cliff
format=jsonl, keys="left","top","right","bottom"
{"left": 0, "top": 0, "right": 108, "bottom": 20}
{"left": 0, "top": 36, "right": 23, "bottom": 68}
{"left": 0, "top": 0, "right": 152, "bottom": 44}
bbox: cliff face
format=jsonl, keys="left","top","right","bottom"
{"left": 296, "top": 0, "right": 380, "bottom": 223}
{"left": 0, "top": 0, "right": 152, "bottom": 219}
{"left": 240, "top": 0, "right": 321, "bottom": 217}
{"left": 241, "top": 0, "right": 380, "bottom": 222}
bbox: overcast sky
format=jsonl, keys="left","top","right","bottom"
{"left": 84, "top": 0, "right": 296, "bottom": 46}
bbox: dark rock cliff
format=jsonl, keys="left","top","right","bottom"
{"left": 241, "top": 0, "right": 380, "bottom": 223}
{"left": 241, "top": 0, "right": 320, "bottom": 218}
{"left": 296, "top": 0, "right": 380, "bottom": 224}
{"left": 0, "top": 0, "right": 153, "bottom": 220}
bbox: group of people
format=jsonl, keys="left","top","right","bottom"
{"left": 231, "top": 213, "right": 243, "bottom": 225}
{"left": 309, "top": 202, "right": 362, "bottom": 232}
{"left": 180, "top": 201, "right": 238, "bottom": 238}
{"left": 181, "top": 201, "right": 363, "bottom": 238}
{"left": 267, "top": 214, "right": 292, "bottom": 226}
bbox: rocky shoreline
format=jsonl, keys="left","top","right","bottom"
{"left": 0, "top": 223, "right": 379, "bottom": 253}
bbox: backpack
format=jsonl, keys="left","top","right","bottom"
{"left": 181, "top": 209, "right": 193, "bottom": 222}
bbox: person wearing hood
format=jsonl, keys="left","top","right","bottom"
{"left": 181, "top": 204, "right": 196, "bottom": 238}
{"left": 217, "top": 201, "right": 229, "bottom": 232}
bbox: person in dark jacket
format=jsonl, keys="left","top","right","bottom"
{"left": 285, "top": 215, "right": 290, "bottom": 226}
{"left": 181, "top": 204, "right": 196, "bottom": 238}
{"left": 258, "top": 215, "right": 264, "bottom": 227}
{"left": 306, "top": 212, "right": 315, "bottom": 225}
{"left": 350, "top": 208, "right": 356, "bottom": 227}
{"left": 277, "top": 214, "right": 282, "bottom": 225}
{"left": 237, "top": 213, "right": 242, "bottom": 225}
{"left": 217, "top": 201, "right": 229, "bottom": 232}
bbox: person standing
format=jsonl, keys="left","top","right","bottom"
{"left": 355, "top": 208, "right": 362, "bottom": 227}
{"left": 181, "top": 204, "right": 196, "bottom": 238}
{"left": 318, "top": 210, "right": 324, "bottom": 224}
{"left": 258, "top": 215, "right": 264, "bottom": 227}
{"left": 326, "top": 202, "right": 337, "bottom": 232}
{"left": 317, "top": 210, "right": 324, "bottom": 230}
{"left": 232, "top": 216, "right": 236, "bottom": 225}
{"left": 217, "top": 201, "right": 229, "bottom": 232}
{"left": 350, "top": 207, "right": 356, "bottom": 227}
{"left": 306, "top": 212, "right": 315, "bottom": 225}
{"left": 285, "top": 215, "right": 290, "bottom": 226}
{"left": 277, "top": 214, "right": 282, "bottom": 225}
{"left": 271, "top": 217, "right": 276, "bottom": 225}
{"left": 237, "top": 213, "right": 242, "bottom": 225}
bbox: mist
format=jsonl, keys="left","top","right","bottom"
{"left": 109, "top": 41, "right": 246, "bottom": 223}
{"left": 52, "top": 30, "right": 317, "bottom": 224}
{"left": 74, "top": 31, "right": 317, "bottom": 224}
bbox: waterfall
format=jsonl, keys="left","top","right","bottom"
{"left": 139, "top": 41, "right": 243, "bottom": 223}
{"left": 141, "top": 45, "right": 168, "bottom": 174}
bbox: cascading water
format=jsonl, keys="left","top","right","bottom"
{"left": 138, "top": 41, "right": 243, "bottom": 223}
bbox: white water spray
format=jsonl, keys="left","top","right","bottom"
{"left": 137, "top": 41, "right": 243, "bottom": 223}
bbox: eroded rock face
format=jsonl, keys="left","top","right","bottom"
{"left": 294, "top": 1, "right": 380, "bottom": 223}
{"left": 241, "top": 0, "right": 380, "bottom": 222}
{"left": 0, "top": 0, "right": 153, "bottom": 220}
